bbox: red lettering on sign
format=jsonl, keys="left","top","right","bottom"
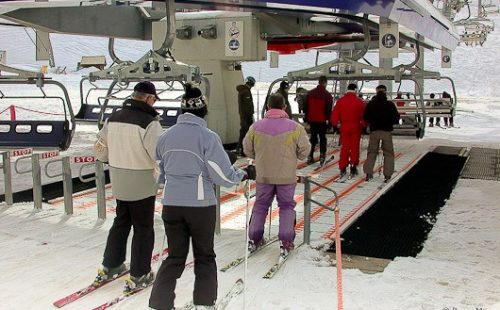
{"left": 9, "top": 148, "right": 33, "bottom": 157}
{"left": 72, "top": 156, "right": 97, "bottom": 164}
{"left": 40, "top": 150, "right": 60, "bottom": 160}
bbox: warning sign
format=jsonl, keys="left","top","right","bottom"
{"left": 72, "top": 156, "right": 97, "bottom": 164}
{"left": 225, "top": 21, "right": 244, "bottom": 57}
{"left": 379, "top": 20, "right": 399, "bottom": 59}
{"left": 9, "top": 148, "right": 33, "bottom": 157}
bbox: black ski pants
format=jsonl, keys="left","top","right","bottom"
{"left": 237, "top": 117, "right": 253, "bottom": 153}
{"left": 309, "top": 122, "right": 328, "bottom": 156}
{"left": 102, "top": 196, "right": 155, "bottom": 277}
{"left": 149, "top": 205, "right": 217, "bottom": 310}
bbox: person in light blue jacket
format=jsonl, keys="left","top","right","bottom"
{"left": 149, "top": 83, "right": 255, "bottom": 310}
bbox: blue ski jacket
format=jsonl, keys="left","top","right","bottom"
{"left": 156, "top": 113, "right": 246, "bottom": 207}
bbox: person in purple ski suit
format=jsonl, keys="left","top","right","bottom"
{"left": 243, "top": 93, "right": 311, "bottom": 254}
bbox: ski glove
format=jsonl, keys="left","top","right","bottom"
{"left": 243, "top": 165, "right": 256, "bottom": 180}
{"left": 226, "top": 150, "right": 238, "bottom": 165}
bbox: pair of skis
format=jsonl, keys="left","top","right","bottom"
{"left": 262, "top": 247, "right": 294, "bottom": 279}
{"left": 90, "top": 280, "right": 155, "bottom": 310}
{"left": 53, "top": 247, "right": 169, "bottom": 308}
{"left": 336, "top": 172, "right": 356, "bottom": 183}
{"left": 92, "top": 259, "right": 195, "bottom": 310}
{"left": 220, "top": 235, "right": 295, "bottom": 279}
{"left": 219, "top": 236, "right": 279, "bottom": 272}
{"left": 311, "top": 155, "right": 336, "bottom": 172}
{"left": 179, "top": 278, "right": 244, "bottom": 310}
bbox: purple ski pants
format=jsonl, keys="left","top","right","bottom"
{"left": 248, "top": 182, "right": 296, "bottom": 244}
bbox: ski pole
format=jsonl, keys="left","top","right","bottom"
{"left": 377, "top": 141, "right": 383, "bottom": 177}
{"left": 156, "top": 223, "right": 168, "bottom": 271}
{"left": 267, "top": 204, "right": 272, "bottom": 241}
{"left": 243, "top": 178, "right": 251, "bottom": 310}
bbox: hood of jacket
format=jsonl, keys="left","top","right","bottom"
{"left": 176, "top": 112, "right": 208, "bottom": 127}
{"left": 123, "top": 98, "right": 160, "bottom": 117}
{"left": 236, "top": 84, "right": 250, "bottom": 93}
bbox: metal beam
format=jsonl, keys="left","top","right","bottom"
{"left": 4, "top": 6, "right": 148, "bottom": 39}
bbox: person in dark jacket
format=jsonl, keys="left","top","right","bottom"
{"left": 304, "top": 75, "right": 333, "bottom": 165}
{"left": 362, "top": 84, "right": 400, "bottom": 182}
{"left": 295, "top": 87, "right": 308, "bottom": 114}
{"left": 442, "top": 91, "right": 454, "bottom": 127}
{"left": 262, "top": 81, "right": 293, "bottom": 119}
{"left": 94, "top": 81, "right": 163, "bottom": 290}
{"left": 236, "top": 76, "right": 256, "bottom": 156}
{"left": 149, "top": 83, "right": 254, "bottom": 310}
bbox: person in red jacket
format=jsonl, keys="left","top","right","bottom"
{"left": 304, "top": 75, "right": 333, "bottom": 165}
{"left": 330, "top": 83, "right": 365, "bottom": 177}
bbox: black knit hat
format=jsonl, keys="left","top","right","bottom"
{"left": 280, "top": 80, "right": 290, "bottom": 90}
{"left": 134, "top": 81, "right": 159, "bottom": 99}
{"left": 181, "top": 83, "right": 207, "bottom": 110}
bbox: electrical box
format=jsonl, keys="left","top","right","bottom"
{"left": 270, "top": 51, "right": 279, "bottom": 68}
{"left": 153, "top": 12, "right": 267, "bottom": 62}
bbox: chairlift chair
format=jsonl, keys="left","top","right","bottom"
{"left": 76, "top": 77, "right": 187, "bottom": 128}
{"left": 76, "top": 49, "right": 207, "bottom": 129}
{"left": 0, "top": 64, "right": 75, "bottom": 150}
{"left": 283, "top": 57, "right": 433, "bottom": 139}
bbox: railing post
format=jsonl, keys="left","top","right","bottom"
{"left": 303, "top": 176, "right": 311, "bottom": 245}
{"left": 334, "top": 206, "right": 344, "bottom": 310}
{"left": 62, "top": 157, "right": 73, "bottom": 215}
{"left": 95, "top": 161, "right": 106, "bottom": 220}
{"left": 2, "top": 152, "right": 13, "bottom": 206}
{"left": 32, "top": 153, "right": 42, "bottom": 210}
{"left": 215, "top": 185, "right": 221, "bottom": 235}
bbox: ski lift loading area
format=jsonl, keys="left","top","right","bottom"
{"left": 1, "top": 0, "right": 499, "bottom": 309}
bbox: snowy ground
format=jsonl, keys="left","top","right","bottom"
{"left": 1, "top": 4, "right": 500, "bottom": 310}
{"left": 0, "top": 125, "right": 499, "bottom": 310}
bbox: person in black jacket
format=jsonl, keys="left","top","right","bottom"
{"left": 236, "top": 76, "right": 256, "bottom": 156}
{"left": 362, "top": 85, "right": 400, "bottom": 182}
{"left": 262, "top": 80, "right": 293, "bottom": 119}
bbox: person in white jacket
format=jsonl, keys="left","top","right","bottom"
{"left": 94, "top": 81, "right": 163, "bottom": 290}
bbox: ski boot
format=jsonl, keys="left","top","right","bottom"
{"left": 307, "top": 155, "right": 315, "bottom": 165}
{"left": 365, "top": 173, "right": 373, "bottom": 181}
{"left": 248, "top": 238, "right": 267, "bottom": 253}
{"left": 279, "top": 240, "right": 294, "bottom": 259}
{"left": 337, "top": 168, "right": 348, "bottom": 182}
{"left": 124, "top": 271, "right": 154, "bottom": 294}
{"left": 319, "top": 153, "right": 326, "bottom": 166}
{"left": 93, "top": 263, "right": 127, "bottom": 286}
{"left": 350, "top": 165, "right": 358, "bottom": 177}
